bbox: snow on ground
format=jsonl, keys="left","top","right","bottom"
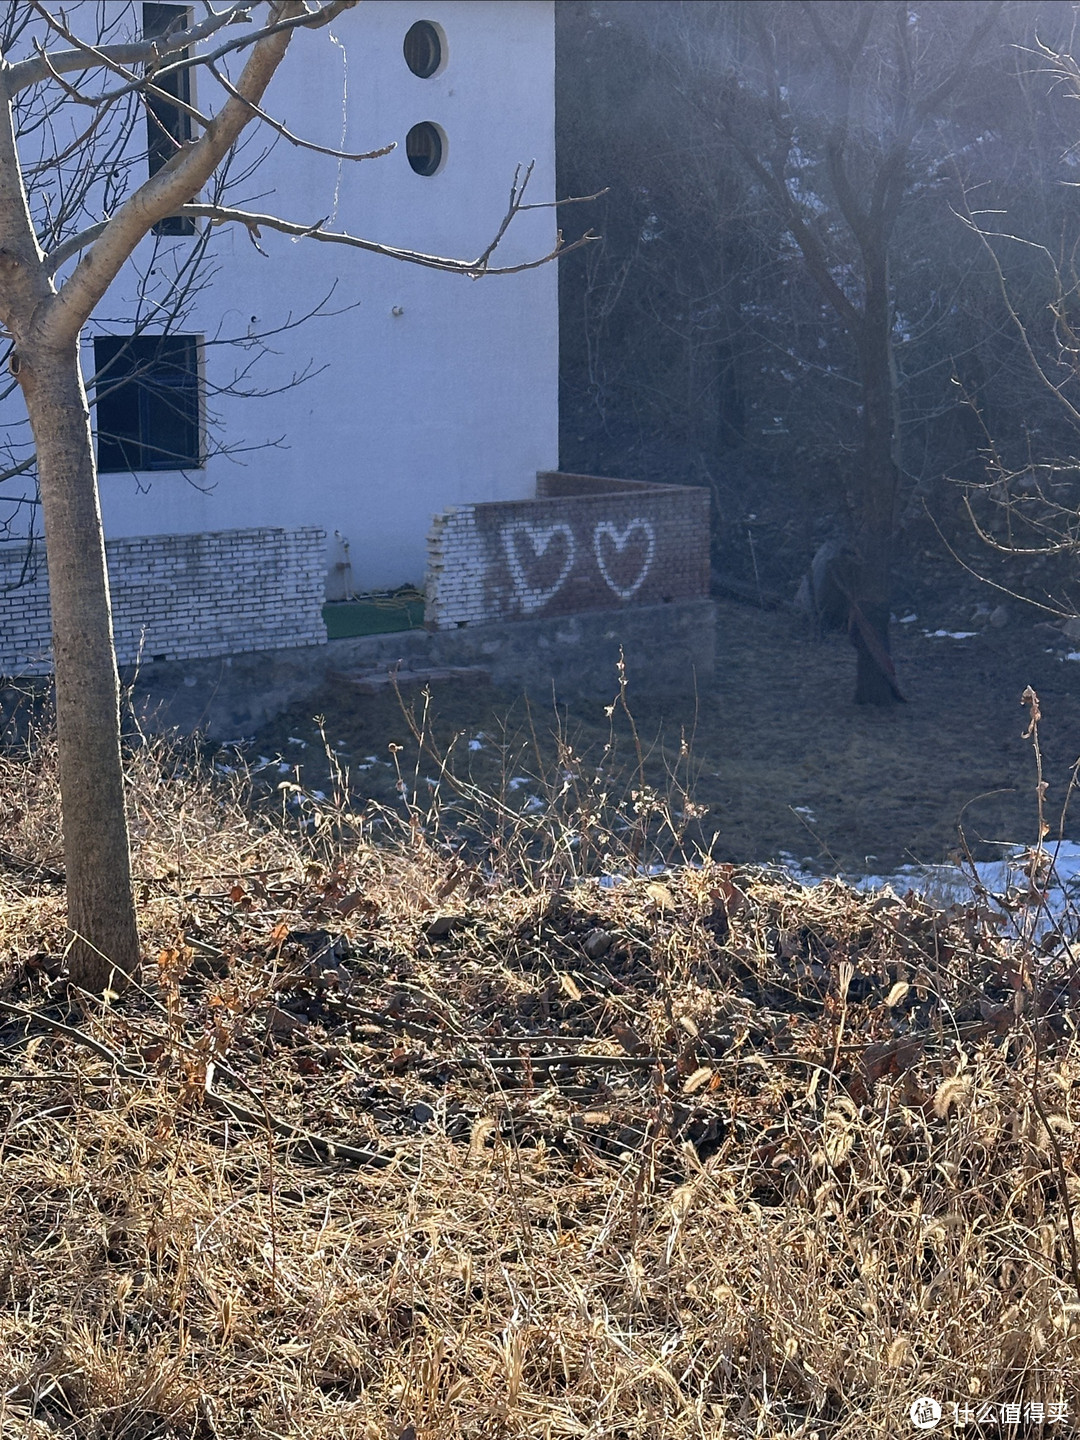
{"left": 778, "top": 842, "right": 1080, "bottom": 935}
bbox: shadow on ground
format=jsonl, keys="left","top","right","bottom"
{"left": 248, "top": 598, "right": 1080, "bottom": 876}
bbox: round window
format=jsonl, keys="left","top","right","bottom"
{"left": 403, "top": 20, "right": 443, "bottom": 79}
{"left": 406, "top": 121, "right": 444, "bottom": 176}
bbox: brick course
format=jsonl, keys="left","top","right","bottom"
{"left": 0, "top": 526, "right": 326, "bottom": 676}
{"left": 426, "top": 472, "right": 709, "bottom": 630}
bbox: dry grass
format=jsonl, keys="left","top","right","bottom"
{"left": 1, "top": 704, "right": 1080, "bottom": 1438}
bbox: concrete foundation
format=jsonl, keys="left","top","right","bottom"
{"left": 126, "top": 598, "right": 716, "bottom": 738}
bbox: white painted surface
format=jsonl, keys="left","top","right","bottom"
{"left": 0, "top": 526, "right": 326, "bottom": 673}
{"left": 593, "top": 519, "right": 656, "bottom": 600}
{"left": 502, "top": 521, "right": 577, "bottom": 614}
{"left": 13, "top": 2, "right": 558, "bottom": 593}
{"left": 425, "top": 481, "right": 710, "bottom": 629}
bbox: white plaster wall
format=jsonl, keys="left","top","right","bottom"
{"left": 35, "top": 2, "right": 558, "bottom": 592}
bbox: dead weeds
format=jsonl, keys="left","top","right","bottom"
{"left": 1, "top": 713, "right": 1080, "bottom": 1437}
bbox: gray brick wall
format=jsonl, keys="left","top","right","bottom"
{"left": 426, "top": 472, "right": 709, "bottom": 630}
{"left": 0, "top": 526, "right": 327, "bottom": 676}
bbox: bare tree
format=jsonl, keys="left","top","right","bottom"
{"left": 0, "top": 0, "right": 583, "bottom": 996}
{"left": 952, "top": 32, "right": 1080, "bottom": 624}
{"left": 618, "top": 0, "right": 1002, "bottom": 702}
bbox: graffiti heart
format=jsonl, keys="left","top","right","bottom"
{"left": 501, "top": 521, "right": 577, "bottom": 614}
{"left": 593, "top": 519, "right": 656, "bottom": 601}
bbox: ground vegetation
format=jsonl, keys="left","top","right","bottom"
{"left": 1, "top": 707, "right": 1080, "bottom": 1435}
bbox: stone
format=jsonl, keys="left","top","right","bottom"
{"left": 582, "top": 928, "right": 614, "bottom": 959}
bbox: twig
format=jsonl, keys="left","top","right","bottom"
{"left": 0, "top": 1071, "right": 87, "bottom": 1084}
{"left": 0, "top": 846, "right": 64, "bottom": 885}
{"left": 453, "top": 1052, "right": 660, "bottom": 1069}
{"left": 1017, "top": 689, "right": 1080, "bottom": 1303}
{"left": 0, "top": 999, "right": 396, "bottom": 1169}
{"left": 206, "top": 59, "right": 395, "bottom": 163}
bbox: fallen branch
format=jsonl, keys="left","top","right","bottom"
{"left": 0, "top": 846, "right": 65, "bottom": 885}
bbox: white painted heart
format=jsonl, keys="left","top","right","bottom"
{"left": 501, "top": 521, "right": 576, "bottom": 615}
{"left": 593, "top": 518, "right": 656, "bottom": 601}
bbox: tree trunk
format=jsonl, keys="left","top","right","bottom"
{"left": 18, "top": 340, "right": 139, "bottom": 994}
{"left": 851, "top": 254, "right": 905, "bottom": 706}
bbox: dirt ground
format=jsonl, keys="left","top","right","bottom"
{"left": 249, "top": 597, "right": 1080, "bottom": 877}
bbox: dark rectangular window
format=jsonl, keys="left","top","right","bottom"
{"left": 143, "top": 3, "right": 194, "bottom": 236}
{"left": 94, "top": 334, "right": 202, "bottom": 472}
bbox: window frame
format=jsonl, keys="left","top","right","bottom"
{"left": 93, "top": 333, "right": 204, "bottom": 474}
{"left": 142, "top": 2, "right": 195, "bottom": 236}
{"left": 405, "top": 120, "right": 446, "bottom": 177}
{"left": 403, "top": 20, "right": 446, "bottom": 79}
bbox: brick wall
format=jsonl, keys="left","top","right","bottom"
{"left": 426, "top": 472, "right": 709, "bottom": 630}
{"left": 0, "top": 526, "right": 326, "bottom": 676}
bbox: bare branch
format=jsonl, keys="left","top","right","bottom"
{"left": 0, "top": 452, "right": 36, "bottom": 487}
{"left": 26, "top": 1, "right": 213, "bottom": 132}
{"left": 39, "top": 2, "right": 359, "bottom": 345}
{"left": 47, "top": 199, "right": 597, "bottom": 280}
{"left": 799, "top": 4, "right": 876, "bottom": 249}
{"left": 473, "top": 162, "right": 535, "bottom": 271}
{"left": 7, "top": 0, "right": 354, "bottom": 109}
{"left": 4, "top": 2, "right": 251, "bottom": 95}
{"left": 926, "top": 501, "right": 1069, "bottom": 617}
{"left": 914, "top": 1, "right": 1004, "bottom": 122}
{"left": 955, "top": 202, "right": 1080, "bottom": 430}
{"left": 725, "top": 126, "right": 862, "bottom": 331}
{"left": 517, "top": 185, "right": 609, "bottom": 212}
{"left": 801, "top": 0, "right": 874, "bottom": 76}
{"left": 30, "top": 36, "right": 96, "bottom": 105}
{"left": 205, "top": 59, "right": 394, "bottom": 162}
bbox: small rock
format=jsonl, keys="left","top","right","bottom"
{"left": 582, "top": 927, "right": 614, "bottom": 959}
{"left": 266, "top": 1005, "right": 309, "bottom": 1036}
{"left": 412, "top": 1102, "right": 435, "bottom": 1124}
{"left": 988, "top": 604, "right": 1009, "bottom": 629}
{"left": 424, "top": 915, "right": 454, "bottom": 939}
{"left": 1060, "top": 616, "right": 1080, "bottom": 642}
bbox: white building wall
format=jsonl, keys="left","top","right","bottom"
{"left": 0, "top": 528, "right": 327, "bottom": 675}
{"left": 62, "top": 1, "right": 557, "bottom": 594}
